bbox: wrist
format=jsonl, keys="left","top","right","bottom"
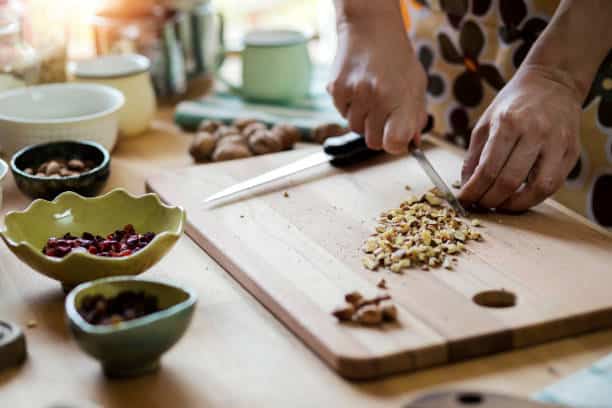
{"left": 517, "top": 64, "right": 587, "bottom": 103}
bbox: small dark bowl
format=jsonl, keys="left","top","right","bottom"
{"left": 10, "top": 141, "right": 111, "bottom": 200}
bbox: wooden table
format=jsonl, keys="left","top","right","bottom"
{"left": 2, "top": 107, "right": 612, "bottom": 407}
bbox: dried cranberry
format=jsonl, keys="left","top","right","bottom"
{"left": 88, "top": 246, "right": 98, "bottom": 255}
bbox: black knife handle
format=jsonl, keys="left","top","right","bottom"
{"left": 323, "top": 115, "right": 434, "bottom": 167}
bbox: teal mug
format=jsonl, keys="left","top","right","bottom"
{"left": 219, "top": 29, "right": 313, "bottom": 104}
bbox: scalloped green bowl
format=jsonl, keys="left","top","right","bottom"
{"left": 0, "top": 189, "right": 185, "bottom": 291}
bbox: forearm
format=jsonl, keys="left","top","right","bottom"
{"left": 334, "top": 0, "right": 404, "bottom": 26}
{"left": 521, "top": 0, "right": 612, "bottom": 101}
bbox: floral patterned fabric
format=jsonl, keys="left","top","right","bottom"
{"left": 404, "top": 0, "right": 612, "bottom": 228}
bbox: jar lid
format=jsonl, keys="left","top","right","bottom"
{"left": 72, "top": 54, "right": 151, "bottom": 79}
{"left": 0, "top": 320, "right": 27, "bottom": 371}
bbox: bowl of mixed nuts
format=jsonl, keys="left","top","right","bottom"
{"left": 65, "top": 276, "right": 197, "bottom": 378}
{"left": 10, "top": 140, "right": 111, "bottom": 200}
{"left": 0, "top": 189, "right": 186, "bottom": 291}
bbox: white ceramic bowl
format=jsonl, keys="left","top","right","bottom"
{"left": 0, "top": 84, "right": 124, "bottom": 157}
{"left": 0, "top": 158, "right": 7, "bottom": 210}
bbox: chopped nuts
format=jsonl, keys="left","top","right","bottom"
{"left": 26, "top": 319, "right": 37, "bottom": 329}
{"left": 345, "top": 291, "right": 364, "bottom": 306}
{"left": 332, "top": 292, "right": 398, "bottom": 327}
{"left": 356, "top": 305, "right": 383, "bottom": 326}
{"left": 361, "top": 191, "right": 483, "bottom": 272}
{"left": 332, "top": 304, "right": 355, "bottom": 321}
{"left": 452, "top": 180, "right": 462, "bottom": 189}
{"left": 377, "top": 279, "right": 387, "bottom": 289}
{"left": 283, "top": 191, "right": 290, "bottom": 198}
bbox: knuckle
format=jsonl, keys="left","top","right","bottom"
{"left": 477, "top": 165, "right": 497, "bottom": 185}
{"left": 496, "top": 110, "right": 518, "bottom": 130}
{"left": 535, "top": 177, "right": 557, "bottom": 197}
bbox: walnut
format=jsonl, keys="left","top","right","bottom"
{"left": 332, "top": 304, "right": 355, "bottom": 321}
{"left": 242, "top": 122, "right": 268, "bottom": 138}
{"left": 356, "top": 305, "right": 383, "bottom": 326}
{"left": 198, "top": 119, "right": 223, "bottom": 134}
{"left": 344, "top": 291, "right": 364, "bottom": 306}
{"left": 189, "top": 131, "right": 219, "bottom": 162}
{"left": 212, "top": 143, "right": 253, "bottom": 162}
{"left": 271, "top": 124, "right": 300, "bottom": 150}
{"left": 311, "top": 123, "right": 349, "bottom": 144}
{"left": 234, "top": 118, "right": 260, "bottom": 132}
{"left": 215, "top": 125, "right": 241, "bottom": 139}
{"left": 248, "top": 130, "right": 282, "bottom": 155}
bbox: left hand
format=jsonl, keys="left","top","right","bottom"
{"left": 459, "top": 66, "right": 582, "bottom": 212}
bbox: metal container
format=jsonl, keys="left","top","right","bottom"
{"left": 92, "top": 0, "right": 223, "bottom": 97}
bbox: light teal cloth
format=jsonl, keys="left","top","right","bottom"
{"left": 174, "top": 65, "right": 346, "bottom": 137}
{"left": 534, "top": 353, "right": 612, "bottom": 407}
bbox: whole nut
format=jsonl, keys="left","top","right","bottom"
{"left": 234, "top": 118, "right": 260, "bottom": 132}
{"left": 271, "top": 124, "right": 300, "bottom": 150}
{"left": 198, "top": 119, "right": 222, "bottom": 134}
{"left": 380, "top": 302, "right": 398, "bottom": 322}
{"left": 356, "top": 305, "right": 383, "bottom": 326}
{"left": 242, "top": 122, "right": 268, "bottom": 138}
{"left": 248, "top": 130, "right": 282, "bottom": 155}
{"left": 212, "top": 143, "right": 253, "bottom": 162}
{"left": 311, "top": 123, "right": 349, "bottom": 144}
{"left": 45, "top": 161, "right": 61, "bottom": 176}
{"left": 344, "top": 291, "right": 364, "bottom": 306}
{"left": 189, "top": 131, "right": 219, "bottom": 162}
{"left": 215, "top": 126, "right": 241, "bottom": 139}
{"left": 67, "top": 159, "right": 85, "bottom": 171}
{"left": 217, "top": 134, "right": 247, "bottom": 147}
{"left": 332, "top": 304, "right": 355, "bottom": 321}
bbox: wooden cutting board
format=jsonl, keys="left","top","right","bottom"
{"left": 146, "top": 141, "right": 612, "bottom": 380}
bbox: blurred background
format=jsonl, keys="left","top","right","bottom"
{"left": 25, "top": 0, "right": 337, "bottom": 63}
{"left": 0, "top": 0, "right": 337, "bottom": 96}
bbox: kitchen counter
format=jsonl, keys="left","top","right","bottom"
{"left": 1, "top": 107, "right": 612, "bottom": 407}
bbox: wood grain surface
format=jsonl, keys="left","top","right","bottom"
{"left": 2, "top": 108, "right": 612, "bottom": 407}
{"left": 147, "top": 140, "right": 612, "bottom": 380}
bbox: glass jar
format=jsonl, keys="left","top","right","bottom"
{"left": 0, "top": 13, "right": 39, "bottom": 91}
{"left": 24, "top": 0, "right": 68, "bottom": 83}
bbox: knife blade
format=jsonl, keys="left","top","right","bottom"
{"left": 412, "top": 147, "right": 467, "bottom": 217}
{"left": 204, "top": 116, "right": 440, "bottom": 205}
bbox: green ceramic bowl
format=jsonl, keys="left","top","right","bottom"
{"left": 11, "top": 140, "right": 111, "bottom": 200}
{"left": 0, "top": 188, "right": 185, "bottom": 291}
{"left": 65, "top": 277, "right": 197, "bottom": 378}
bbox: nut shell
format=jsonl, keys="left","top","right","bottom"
{"left": 212, "top": 143, "right": 253, "bottom": 162}
{"left": 332, "top": 304, "right": 355, "bottom": 321}
{"left": 248, "top": 130, "right": 282, "bottom": 155}
{"left": 242, "top": 122, "right": 268, "bottom": 138}
{"left": 356, "top": 305, "right": 383, "bottom": 326}
{"left": 190, "top": 131, "right": 219, "bottom": 162}
{"left": 198, "top": 119, "right": 223, "bottom": 134}
{"left": 271, "top": 124, "right": 300, "bottom": 150}
{"left": 311, "top": 123, "right": 349, "bottom": 144}
{"left": 234, "top": 118, "right": 260, "bottom": 132}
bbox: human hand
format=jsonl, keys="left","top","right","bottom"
{"left": 459, "top": 66, "right": 582, "bottom": 212}
{"left": 328, "top": 8, "right": 428, "bottom": 154}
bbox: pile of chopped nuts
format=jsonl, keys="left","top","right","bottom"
{"left": 361, "top": 189, "right": 483, "bottom": 273}
{"left": 332, "top": 291, "right": 398, "bottom": 326}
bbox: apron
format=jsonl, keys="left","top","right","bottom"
{"left": 403, "top": 0, "right": 612, "bottom": 228}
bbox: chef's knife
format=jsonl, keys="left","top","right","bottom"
{"left": 204, "top": 116, "right": 465, "bottom": 216}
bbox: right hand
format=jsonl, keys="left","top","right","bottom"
{"left": 328, "top": 7, "right": 428, "bottom": 154}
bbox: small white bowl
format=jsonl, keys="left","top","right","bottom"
{"left": 0, "top": 158, "right": 7, "bottom": 210}
{"left": 0, "top": 84, "right": 124, "bottom": 157}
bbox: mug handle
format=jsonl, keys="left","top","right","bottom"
{"left": 214, "top": 13, "right": 244, "bottom": 96}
